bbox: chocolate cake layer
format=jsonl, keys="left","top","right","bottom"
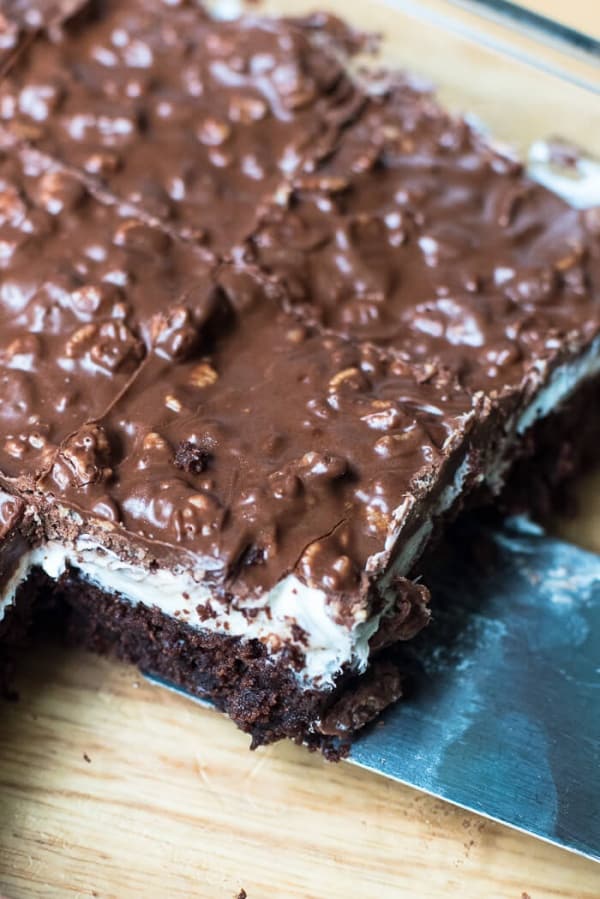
{"left": 0, "top": 2, "right": 599, "bottom": 747}
{"left": 0, "top": 0, "right": 362, "bottom": 250}
{"left": 54, "top": 569, "right": 419, "bottom": 754}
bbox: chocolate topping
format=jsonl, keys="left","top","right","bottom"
{"left": 0, "top": 489, "right": 24, "bottom": 541}
{"left": 39, "top": 288, "right": 477, "bottom": 597}
{"left": 0, "top": 139, "right": 212, "bottom": 483}
{"left": 241, "top": 78, "right": 600, "bottom": 393}
{"left": 1, "top": 1, "right": 363, "bottom": 250}
{"left": 0, "top": 2, "right": 598, "bottom": 656}
{"left": 0, "top": 1, "right": 85, "bottom": 73}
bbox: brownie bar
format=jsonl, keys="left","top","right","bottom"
{"left": 0, "top": 0, "right": 362, "bottom": 250}
{"left": 0, "top": 2, "right": 598, "bottom": 749}
{"left": 32, "top": 286, "right": 466, "bottom": 691}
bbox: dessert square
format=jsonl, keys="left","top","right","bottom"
{"left": 0, "top": 0, "right": 361, "bottom": 250}
{"left": 35, "top": 287, "right": 471, "bottom": 706}
{"left": 0, "top": 2, "right": 598, "bottom": 751}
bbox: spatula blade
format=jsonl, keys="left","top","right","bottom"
{"left": 349, "top": 518, "right": 600, "bottom": 861}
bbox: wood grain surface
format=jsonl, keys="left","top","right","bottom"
{"left": 1, "top": 1, "right": 600, "bottom": 896}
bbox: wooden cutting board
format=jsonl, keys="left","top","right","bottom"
{"left": 1, "top": 1, "right": 599, "bottom": 895}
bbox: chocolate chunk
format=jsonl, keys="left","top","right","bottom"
{"left": 172, "top": 441, "right": 212, "bottom": 475}
{"left": 49, "top": 424, "right": 113, "bottom": 490}
{"left": 152, "top": 307, "right": 202, "bottom": 363}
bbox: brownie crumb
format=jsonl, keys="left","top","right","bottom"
{"left": 172, "top": 441, "right": 211, "bottom": 474}
{"left": 318, "top": 660, "right": 404, "bottom": 736}
{"left": 83, "top": 753, "right": 92, "bottom": 763}
{"left": 236, "top": 890, "right": 247, "bottom": 899}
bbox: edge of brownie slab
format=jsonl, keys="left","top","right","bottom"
{"left": 1, "top": 372, "right": 593, "bottom": 753}
{"left": 52, "top": 570, "right": 429, "bottom": 756}
{"left": 497, "top": 373, "right": 600, "bottom": 519}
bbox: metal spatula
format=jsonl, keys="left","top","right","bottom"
{"left": 355, "top": 134, "right": 600, "bottom": 862}
{"left": 349, "top": 517, "right": 600, "bottom": 861}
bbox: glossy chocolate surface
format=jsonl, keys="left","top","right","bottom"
{"left": 0, "top": 139, "right": 212, "bottom": 482}
{"left": 1, "top": 1, "right": 85, "bottom": 72}
{"left": 0, "top": 2, "right": 598, "bottom": 606}
{"left": 242, "top": 77, "right": 600, "bottom": 393}
{"left": 0, "top": 488, "right": 23, "bottom": 540}
{"left": 0, "top": 0, "right": 361, "bottom": 251}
